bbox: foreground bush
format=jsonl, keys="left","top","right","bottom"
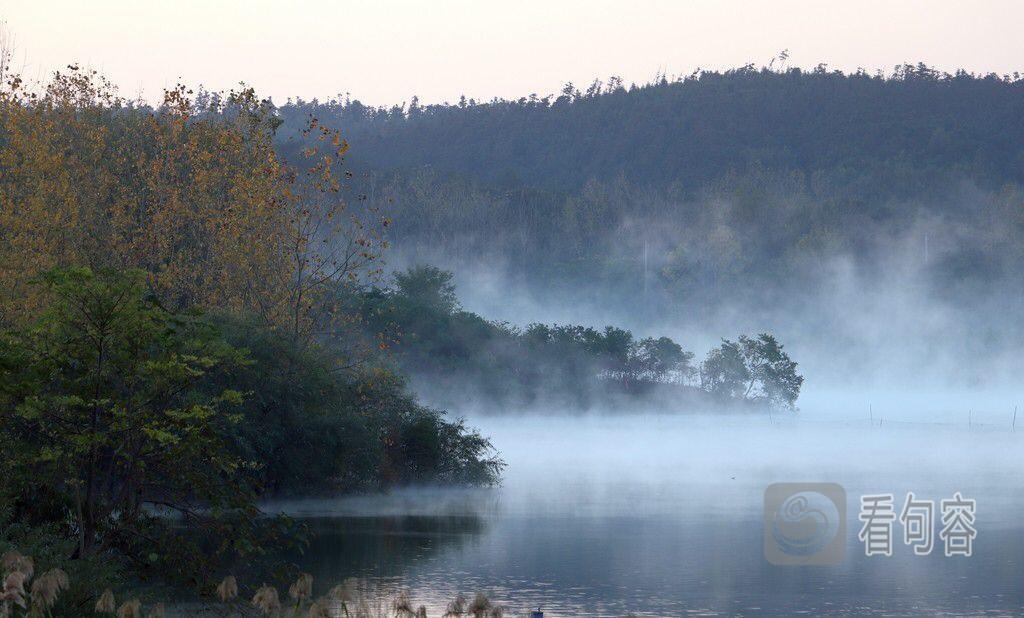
{"left": 0, "top": 268, "right": 503, "bottom": 595}
{"left": 211, "top": 314, "right": 505, "bottom": 494}
{"left": 0, "top": 268, "right": 259, "bottom": 577}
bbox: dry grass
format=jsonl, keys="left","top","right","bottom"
{"left": 1, "top": 547, "right": 639, "bottom": 618}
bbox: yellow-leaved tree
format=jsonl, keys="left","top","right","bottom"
{"left": 0, "top": 65, "right": 387, "bottom": 340}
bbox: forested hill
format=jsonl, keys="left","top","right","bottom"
{"left": 273, "top": 64, "right": 1024, "bottom": 364}
{"left": 279, "top": 64, "right": 1024, "bottom": 196}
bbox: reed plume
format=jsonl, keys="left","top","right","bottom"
{"left": 467, "top": 593, "right": 490, "bottom": 618}
{"left": 0, "top": 552, "right": 32, "bottom": 581}
{"left": 0, "top": 552, "right": 19, "bottom": 575}
{"left": 328, "top": 578, "right": 358, "bottom": 602}
{"left": 307, "top": 598, "right": 331, "bottom": 618}
{"left": 95, "top": 589, "right": 116, "bottom": 614}
{"left": 444, "top": 593, "right": 466, "bottom": 617}
{"left": 216, "top": 575, "right": 239, "bottom": 602}
{"left": 392, "top": 591, "right": 415, "bottom": 617}
{"left": 30, "top": 568, "right": 69, "bottom": 608}
{"left": 252, "top": 584, "right": 281, "bottom": 616}
{"left": 116, "top": 598, "right": 142, "bottom": 618}
{"left": 2, "top": 571, "right": 26, "bottom": 608}
{"left": 289, "top": 573, "right": 313, "bottom": 602}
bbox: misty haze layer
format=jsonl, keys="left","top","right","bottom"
{"left": 272, "top": 67, "right": 1024, "bottom": 401}
{"left": 268, "top": 413, "right": 1024, "bottom": 616}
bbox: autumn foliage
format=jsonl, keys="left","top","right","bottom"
{"left": 0, "top": 65, "right": 500, "bottom": 600}
{"left": 0, "top": 66, "right": 385, "bottom": 337}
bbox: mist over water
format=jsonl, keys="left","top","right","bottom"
{"left": 288, "top": 185, "right": 1024, "bottom": 614}
{"left": 436, "top": 242, "right": 1024, "bottom": 401}
{"left": 272, "top": 410, "right": 1024, "bottom": 616}
{"left": 270, "top": 70, "right": 1024, "bottom": 615}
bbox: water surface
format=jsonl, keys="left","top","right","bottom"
{"left": 271, "top": 413, "right": 1024, "bottom": 616}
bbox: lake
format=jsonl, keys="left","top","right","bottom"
{"left": 267, "top": 411, "right": 1024, "bottom": 616}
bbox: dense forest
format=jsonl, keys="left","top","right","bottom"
{"left": 276, "top": 65, "right": 1024, "bottom": 337}
{"left": 281, "top": 63, "right": 1024, "bottom": 193}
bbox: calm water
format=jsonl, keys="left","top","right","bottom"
{"left": 269, "top": 413, "right": 1024, "bottom": 617}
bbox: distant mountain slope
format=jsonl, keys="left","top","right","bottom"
{"left": 270, "top": 65, "right": 1024, "bottom": 382}
{"left": 279, "top": 64, "right": 1024, "bottom": 196}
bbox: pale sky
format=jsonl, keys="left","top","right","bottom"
{"left": 1, "top": 0, "right": 1021, "bottom": 106}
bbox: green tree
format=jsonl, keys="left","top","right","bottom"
{"left": 700, "top": 339, "right": 750, "bottom": 400}
{"left": 630, "top": 336, "right": 695, "bottom": 382}
{"left": 737, "top": 333, "right": 804, "bottom": 409}
{"left": 207, "top": 312, "right": 505, "bottom": 494}
{"left": 392, "top": 265, "right": 459, "bottom": 315}
{"left": 0, "top": 268, "right": 256, "bottom": 567}
{"left": 700, "top": 334, "right": 803, "bottom": 408}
